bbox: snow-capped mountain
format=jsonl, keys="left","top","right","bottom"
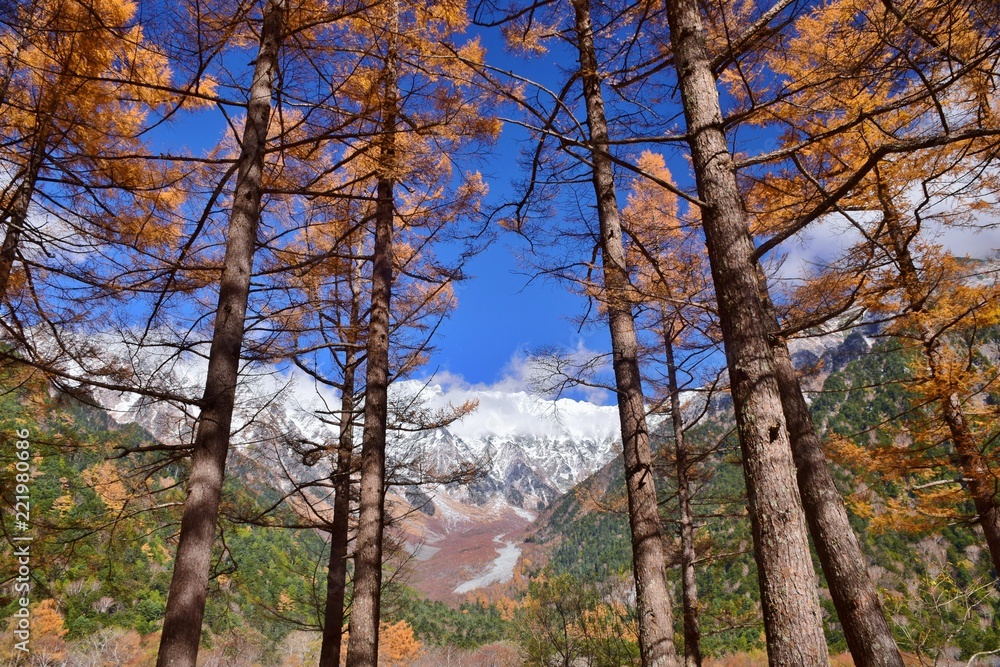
{"left": 89, "top": 358, "right": 624, "bottom": 514}
{"left": 400, "top": 385, "right": 623, "bottom": 509}
{"left": 788, "top": 323, "right": 876, "bottom": 376}
{"left": 78, "top": 320, "right": 884, "bottom": 600}
{"left": 88, "top": 366, "right": 625, "bottom": 600}
{"left": 85, "top": 313, "right": 880, "bottom": 521}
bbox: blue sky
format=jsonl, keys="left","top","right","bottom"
{"left": 150, "top": 81, "right": 615, "bottom": 397}
{"left": 144, "top": 15, "right": 1000, "bottom": 404}
{"left": 422, "top": 27, "right": 613, "bottom": 389}
{"left": 428, "top": 234, "right": 611, "bottom": 388}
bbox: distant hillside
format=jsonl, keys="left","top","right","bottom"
{"left": 0, "top": 370, "right": 330, "bottom": 650}
{"left": 522, "top": 330, "right": 1000, "bottom": 661}
{"left": 88, "top": 362, "right": 629, "bottom": 603}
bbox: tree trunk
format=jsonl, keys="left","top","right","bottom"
{"left": 876, "top": 176, "right": 1000, "bottom": 580}
{"left": 344, "top": 14, "right": 397, "bottom": 665}
{"left": 663, "top": 322, "right": 702, "bottom": 667}
{"left": 318, "top": 346, "right": 358, "bottom": 667}
{"left": 942, "top": 393, "right": 1000, "bottom": 579}
{"left": 755, "top": 266, "right": 904, "bottom": 667}
{"left": 661, "top": 0, "right": 829, "bottom": 664}
{"left": 0, "top": 0, "right": 45, "bottom": 298}
{"left": 155, "top": 2, "right": 284, "bottom": 665}
{"left": 570, "top": 1, "right": 679, "bottom": 664}
{"left": 0, "top": 122, "right": 49, "bottom": 300}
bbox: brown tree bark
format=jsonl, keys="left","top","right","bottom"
{"left": 344, "top": 11, "right": 398, "bottom": 664}
{"left": 155, "top": 1, "right": 285, "bottom": 664}
{"left": 662, "top": 321, "right": 702, "bottom": 667}
{"left": 318, "top": 346, "right": 358, "bottom": 667}
{"left": 755, "top": 266, "right": 904, "bottom": 667}
{"left": 318, "top": 255, "right": 364, "bottom": 667}
{"left": 0, "top": 120, "right": 50, "bottom": 301}
{"left": 661, "top": 0, "right": 829, "bottom": 663}
{"left": 0, "top": 0, "right": 45, "bottom": 296}
{"left": 570, "top": 1, "right": 679, "bottom": 664}
{"left": 876, "top": 175, "right": 1000, "bottom": 580}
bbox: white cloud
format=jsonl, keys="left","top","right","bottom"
{"left": 767, "top": 196, "right": 1000, "bottom": 284}
{"left": 767, "top": 211, "right": 868, "bottom": 282}
{"left": 925, "top": 216, "right": 1000, "bottom": 259}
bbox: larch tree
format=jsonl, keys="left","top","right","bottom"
{"left": 475, "top": 0, "right": 752, "bottom": 661}
{"left": 736, "top": 23, "right": 909, "bottom": 650}
{"left": 316, "top": 249, "right": 364, "bottom": 667}
{"left": 742, "top": 0, "right": 1000, "bottom": 595}
{"left": 569, "top": 2, "right": 681, "bottom": 663}
{"left": 817, "top": 161, "right": 1000, "bottom": 579}
{"left": 309, "top": 0, "right": 499, "bottom": 663}
{"left": 667, "top": 0, "right": 1000, "bottom": 661}
{"left": 752, "top": 264, "right": 906, "bottom": 666}
{"left": 656, "top": 0, "right": 833, "bottom": 662}
{"left": 155, "top": 0, "right": 287, "bottom": 664}
{"left": 622, "top": 150, "right": 716, "bottom": 667}
{"left": 874, "top": 168, "right": 1000, "bottom": 579}
{"left": 283, "top": 206, "right": 366, "bottom": 667}
{"left": 260, "top": 161, "right": 481, "bottom": 666}
{"left": 0, "top": 0, "right": 185, "bottom": 302}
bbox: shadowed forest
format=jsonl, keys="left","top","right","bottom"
{"left": 1, "top": 0, "right": 1000, "bottom": 665}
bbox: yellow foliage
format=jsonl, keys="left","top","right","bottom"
{"left": 0, "top": 0, "right": 190, "bottom": 259}
{"left": 31, "top": 599, "right": 68, "bottom": 664}
{"left": 496, "top": 595, "right": 518, "bottom": 622}
{"left": 82, "top": 461, "right": 131, "bottom": 513}
{"left": 502, "top": 18, "right": 558, "bottom": 55}
{"left": 52, "top": 493, "right": 74, "bottom": 518}
{"left": 339, "top": 621, "right": 422, "bottom": 666}
{"left": 380, "top": 620, "right": 423, "bottom": 666}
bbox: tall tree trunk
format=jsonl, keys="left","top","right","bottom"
{"left": 662, "top": 320, "right": 702, "bottom": 667}
{"left": 661, "top": 0, "right": 830, "bottom": 664}
{"left": 570, "top": 1, "right": 679, "bottom": 664}
{"left": 755, "top": 266, "right": 904, "bottom": 667}
{"left": 318, "top": 346, "right": 358, "bottom": 667}
{"left": 318, "top": 258, "right": 364, "bottom": 667}
{"left": 1, "top": 2, "right": 78, "bottom": 300}
{"left": 0, "top": 122, "right": 50, "bottom": 300}
{"left": 876, "top": 175, "right": 1000, "bottom": 580}
{"left": 344, "top": 14, "right": 398, "bottom": 665}
{"left": 155, "top": 2, "right": 284, "bottom": 664}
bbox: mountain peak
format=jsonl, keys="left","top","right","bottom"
{"left": 401, "top": 380, "right": 621, "bottom": 444}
